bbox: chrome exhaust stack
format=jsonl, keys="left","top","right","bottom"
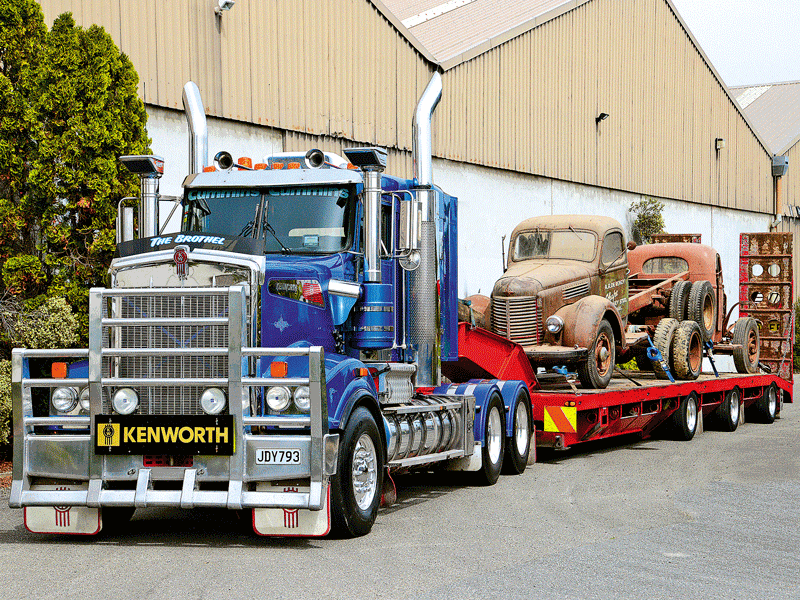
{"left": 118, "top": 155, "right": 164, "bottom": 240}
{"left": 182, "top": 81, "right": 208, "bottom": 174}
{"left": 409, "top": 72, "right": 443, "bottom": 387}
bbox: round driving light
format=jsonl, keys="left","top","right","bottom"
{"left": 79, "top": 387, "right": 90, "bottom": 412}
{"left": 293, "top": 386, "right": 311, "bottom": 412}
{"left": 266, "top": 386, "right": 291, "bottom": 412}
{"left": 200, "top": 387, "right": 227, "bottom": 415}
{"left": 112, "top": 387, "right": 139, "bottom": 415}
{"left": 52, "top": 387, "right": 78, "bottom": 413}
{"left": 546, "top": 315, "right": 564, "bottom": 334}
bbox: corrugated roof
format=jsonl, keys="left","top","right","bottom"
{"left": 380, "top": 0, "right": 588, "bottom": 66}
{"left": 731, "top": 81, "right": 800, "bottom": 154}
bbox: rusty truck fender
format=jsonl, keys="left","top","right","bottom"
{"left": 554, "top": 295, "right": 625, "bottom": 350}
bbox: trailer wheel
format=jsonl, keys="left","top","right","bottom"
{"left": 330, "top": 406, "right": 384, "bottom": 537}
{"left": 476, "top": 394, "right": 506, "bottom": 485}
{"left": 652, "top": 318, "right": 679, "bottom": 380}
{"left": 747, "top": 382, "right": 778, "bottom": 424}
{"left": 578, "top": 319, "right": 615, "bottom": 389}
{"left": 503, "top": 389, "right": 532, "bottom": 475}
{"left": 668, "top": 280, "right": 691, "bottom": 321}
{"left": 670, "top": 391, "right": 699, "bottom": 441}
{"left": 732, "top": 317, "right": 759, "bottom": 374}
{"left": 714, "top": 386, "right": 740, "bottom": 432}
{"left": 671, "top": 320, "right": 703, "bottom": 380}
{"left": 688, "top": 281, "right": 716, "bottom": 342}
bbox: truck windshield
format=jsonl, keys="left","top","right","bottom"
{"left": 182, "top": 185, "right": 354, "bottom": 253}
{"left": 513, "top": 229, "right": 597, "bottom": 262}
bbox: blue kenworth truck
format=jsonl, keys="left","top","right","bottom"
{"left": 10, "top": 74, "right": 534, "bottom": 537}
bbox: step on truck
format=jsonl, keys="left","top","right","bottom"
{"left": 10, "top": 75, "right": 792, "bottom": 539}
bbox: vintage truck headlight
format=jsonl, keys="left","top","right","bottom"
{"left": 112, "top": 387, "right": 139, "bottom": 415}
{"left": 200, "top": 387, "right": 227, "bottom": 415}
{"left": 546, "top": 315, "right": 564, "bottom": 334}
{"left": 293, "top": 386, "right": 311, "bottom": 412}
{"left": 266, "top": 386, "right": 291, "bottom": 412}
{"left": 51, "top": 387, "right": 78, "bottom": 413}
{"left": 79, "top": 387, "right": 90, "bottom": 412}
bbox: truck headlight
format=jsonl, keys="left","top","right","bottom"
{"left": 266, "top": 386, "right": 291, "bottom": 412}
{"left": 52, "top": 387, "right": 78, "bottom": 413}
{"left": 79, "top": 387, "right": 90, "bottom": 413}
{"left": 546, "top": 315, "right": 564, "bottom": 334}
{"left": 293, "top": 386, "right": 311, "bottom": 412}
{"left": 112, "top": 388, "right": 139, "bottom": 415}
{"left": 200, "top": 387, "right": 227, "bottom": 415}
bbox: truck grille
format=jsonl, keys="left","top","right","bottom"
{"left": 491, "top": 296, "right": 542, "bottom": 346}
{"left": 102, "top": 293, "right": 229, "bottom": 415}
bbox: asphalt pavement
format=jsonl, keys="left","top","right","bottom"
{"left": 1, "top": 382, "right": 798, "bottom": 600}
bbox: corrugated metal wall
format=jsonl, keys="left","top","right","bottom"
{"left": 777, "top": 145, "right": 799, "bottom": 297}
{"left": 436, "top": 0, "right": 773, "bottom": 213}
{"left": 39, "top": 0, "right": 773, "bottom": 214}
{"left": 39, "top": 0, "right": 435, "bottom": 154}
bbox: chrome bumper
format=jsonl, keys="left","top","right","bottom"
{"left": 10, "top": 286, "right": 338, "bottom": 511}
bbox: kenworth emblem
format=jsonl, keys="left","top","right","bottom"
{"left": 174, "top": 244, "right": 189, "bottom": 279}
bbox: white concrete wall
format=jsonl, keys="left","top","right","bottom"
{"left": 146, "top": 106, "right": 283, "bottom": 230}
{"left": 433, "top": 158, "right": 771, "bottom": 321}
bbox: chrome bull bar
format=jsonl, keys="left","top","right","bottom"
{"left": 10, "top": 285, "right": 338, "bottom": 511}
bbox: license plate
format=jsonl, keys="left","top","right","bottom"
{"left": 256, "top": 448, "right": 302, "bottom": 465}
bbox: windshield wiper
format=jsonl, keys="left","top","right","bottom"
{"left": 265, "top": 222, "right": 290, "bottom": 253}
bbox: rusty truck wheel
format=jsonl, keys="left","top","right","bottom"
{"left": 578, "top": 319, "right": 614, "bottom": 389}
{"left": 732, "top": 317, "right": 759, "bottom": 374}
{"left": 688, "top": 281, "right": 716, "bottom": 342}
{"left": 668, "top": 280, "right": 691, "bottom": 321}
{"left": 652, "top": 318, "right": 679, "bottom": 380}
{"left": 671, "top": 320, "right": 703, "bottom": 380}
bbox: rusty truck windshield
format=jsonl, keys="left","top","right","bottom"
{"left": 182, "top": 185, "right": 355, "bottom": 253}
{"left": 513, "top": 229, "right": 597, "bottom": 262}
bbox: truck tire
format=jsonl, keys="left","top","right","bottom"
{"left": 671, "top": 320, "right": 703, "bottom": 380}
{"left": 670, "top": 391, "right": 699, "bottom": 441}
{"left": 100, "top": 507, "right": 135, "bottom": 534}
{"left": 668, "top": 280, "right": 691, "bottom": 321}
{"left": 732, "top": 317, "right": 759, "bottom": 374}
{"left": 502, "top": 389, "right": 532, "bottom": 475}
{"left": 747, "top": 382, "right": 778, "bottom": 424}
{"left": 687, "top": 281, "right": 716, "bottom": 342}
{"left": 714, "top": 386, "right": 740, "bottom": 432}
{"left": 652, "top": 318, "right": 679, "bottom": 380}
{"left": 476, "top": 394, "right": 506, "bottom": 485}
{"left": 330, "top": 406, "right": 384, "bottom": 537}
{"left": 577, "top": 319, "right": 615, "bottom": 389}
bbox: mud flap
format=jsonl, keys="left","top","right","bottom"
{"left": 443, "top": 441, "right": 483, "bottom": 472}
{"left": 252, "top": 482, "right": 330, "bottom": 537}
{"left": 24, "top": 484, "right": 101, "bottom": 535}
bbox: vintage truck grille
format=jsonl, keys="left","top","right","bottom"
{"left": 491, "top": 296, "right": 542, "bottom": 346}
{"left": 102, "top": 293, "right": 229, "bottom": 415}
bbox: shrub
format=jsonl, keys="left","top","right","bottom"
{"left": 629, "top": 197, "right": 665, "bottom": 244}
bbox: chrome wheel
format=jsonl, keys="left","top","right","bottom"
{"left": 352, "top": 433, "right": 378, "bottom": 511}
{"left": 686, "top": 395, "right": 698, "bottom": 433}
{"left": 514, "top": 401, "right": 529, "bottom": 456}
{"left": 729, "top": 389, "right": 740, "bottom": 424}
{"left": 487, "top": 406, "right": 503, "bottom": 465}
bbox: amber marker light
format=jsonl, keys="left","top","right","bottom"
{"left": 287, "top": 162, "right": 301, "bottom": 169}
{"left": 254, "top": 163, "right": 267, "bottom": 170}
{"left": 270, "top": 361, "right": 288, "bottom": 378}
{"left": 272, "top": 163, "right": 284, "bottom": 169}
{"left": 237, "top": 157, "right": 253, "bottom": 169}
{"left": 203, "top": 166, "right": 217, "bottom": 172}
{"left": 52, "top": 362, "right": 68, "bottom": 378}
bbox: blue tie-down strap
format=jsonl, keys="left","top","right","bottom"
{"left": 645, "top": 335, "right": 675, "bottom": 383}
{"left": 704, "top": 341, "right": 719, "bottom": 377}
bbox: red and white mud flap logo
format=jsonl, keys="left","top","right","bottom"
{"left": 253, "top": 483, "right": 330, "bottom": 537}
{"left": 173, "top": 244, "right": 189, "bottom": 280}
{"left": 24, "top": 484, "right": 101, "bottom": 535}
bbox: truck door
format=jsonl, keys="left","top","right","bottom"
{"left": 600, "top": 230, "right": 629, "bottom": 320}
